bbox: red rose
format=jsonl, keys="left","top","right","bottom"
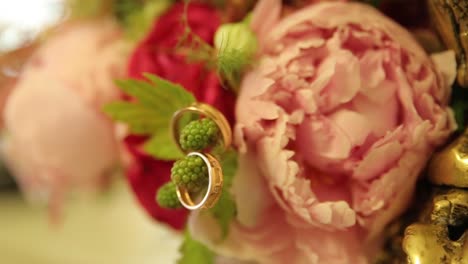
{"left": 125, "top": 2, "right": 236, "bottom": 230}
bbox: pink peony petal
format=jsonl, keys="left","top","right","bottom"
{"left": 430, "top": 50, "right": 457, "bottom": 102}
{"left": 250, "top": 0, "right": 282, "bottom": 48}
{"left": 353, "top": 141, "right": 403, "bottom": 181}
{"left": 317, "top": 50, "right": 361, "bottom": 112}
{"left": 297, "top": 115, "right": 352, "bottom": 161}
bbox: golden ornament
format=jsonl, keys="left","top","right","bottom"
{"left": 428, "top": 0, "right": 468, "bottom": 87}
{"left": 403, "top": 189, "right": 468, "bottom": 264}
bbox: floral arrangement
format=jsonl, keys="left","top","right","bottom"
{"left": 1, "top": 0, "right": 467, "bottom": 263}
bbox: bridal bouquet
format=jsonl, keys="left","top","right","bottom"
{"left": 2, "top": 0, "right": 466, "bottom": 262}
{"left": 103, "top": 0, "right": 462, "bottom": 263}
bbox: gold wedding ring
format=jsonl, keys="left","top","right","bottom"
{"left": 171, "top": 102, "right": 232, "bottom": 154}
{"left": 171, "top": 103, "right": 231, "bottom": 210}
{"left": 175, "top": 152, "right": 224, "bottom": 210}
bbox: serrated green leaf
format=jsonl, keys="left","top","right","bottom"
{"left": 104, "top": 74, "right": 197, "bottom": 160}
{"left": 178, "top": 230, "right": 215, "bottom": 264}
{"left": 115, "top": 79, "right": 169, "bottom": 110}
{"left": 144, "top": 73, "right": 196, "bottom": 107}
{"left": 209, "top": 150, "right": 238, "bottom": 239}
{"left": 103, "top": 101, "right": 166, "bottom": 134}
{"left": 143, "top": 129, "right": 184, "bottom": 160}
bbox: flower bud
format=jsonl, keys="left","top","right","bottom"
{"left": 214, "top": 17, "right": 258, "bottom": 91}
{"left": 214, "top": 19, "right": 257, "bottom": 59}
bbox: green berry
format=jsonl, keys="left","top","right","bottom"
{"left": 156, "top": 182, "right": 182, "bottom": 209}
{"left": 171, "top": 155, "right": 208, "bottom": 192}
{"left": 180, "top": 118, "right": 220, "bottom": 151}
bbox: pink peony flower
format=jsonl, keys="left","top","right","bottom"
{"left": 190, "top": 1, "right": 456, "bottom": 263}
{"left": 3, "top": 19, "right": 128, "bottom": 217}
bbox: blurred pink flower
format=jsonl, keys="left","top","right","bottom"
{"left": 3, "top": 19, "right": 128, "bottom": 217}
{"left": 190, "top": 1, "right": 456, "bottom": 263}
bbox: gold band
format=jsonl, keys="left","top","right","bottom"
{"left": 170, "top": 102, "right": 232, "bottom": 154}
{"left": 176, "top": 152, "right": 224, "bottom": 210}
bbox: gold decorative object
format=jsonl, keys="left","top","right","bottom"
{"left": 171, "top": 102, "right": 232, "bottom": 154}
{"left": 403, "top": 189, "right": 468, "bottom": 264}
{"left": 428, "top": 0, "right": 468, "bottom": 87}
{"left": 175, "top": 152, "right": 224, "bottom": 210}
{"left": 428, "top": 128, "right": 468, "bottom": 188}
{"left": 170, "top": 103, "right": 232, "bottom": 210}
{"left": 400, "top": 128, "right": 468, "bottom": 264}
{"left": 403, "top": 1, "right": 468, "bottom": 256}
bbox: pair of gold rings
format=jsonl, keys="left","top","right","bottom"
{"left": 170, "top": 103, "right": 232, "bottom": 210}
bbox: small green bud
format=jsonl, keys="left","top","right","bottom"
{"left": 171, "top": 155, "right": 209, "bottom": 192}
{"left": 214, "top": 20, "right": 257, "bottom": 59}
{"left": 156, "top": 182, "right": 182, "bottom": 209}
{"left": 214, "top": 16, "right": 258, "bottom": 91}
{"left": 180, "top": 118, "right": 220, "bottom": 151}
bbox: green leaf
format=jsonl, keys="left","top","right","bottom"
{"left": 209, "top": 150, "right": 238, "bottom": 239}
{"left": 144, "top": 129, "right": 184, "bottom": 160}
{"left": 450, "top": 84, "right": 468, "bottom": 132}
{"left": 453, "top": 99, "right": 467, "bottom": 132}
{"left": 144, "top": 73, "right": 196, "bottom": 107}
{"left": 178, "top": 231, "right": 215, "bottom": 264}
{"left": 219, "top": 150, "right": 238, "bottom": 187}
{"left": 104, "top": 74, "right": 196, "bottom": 160}
{"left": 103, "top": 101, "right": 166, "bottom": 134}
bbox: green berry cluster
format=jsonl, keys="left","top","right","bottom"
{"left": 155, "top": 117, "right": 222, "bottom": 209}
{"left": 171, "top": 155, "right": 208, "bottom": 193}
{"left": 180, "top": 118, "right": 220, "bottom": 151}
{"left": 156, "top": 182, "right": 182, "bottom": 209}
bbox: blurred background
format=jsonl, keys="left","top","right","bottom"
{"left": 0, "top": 1, "right": 182, "bottom": 263}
